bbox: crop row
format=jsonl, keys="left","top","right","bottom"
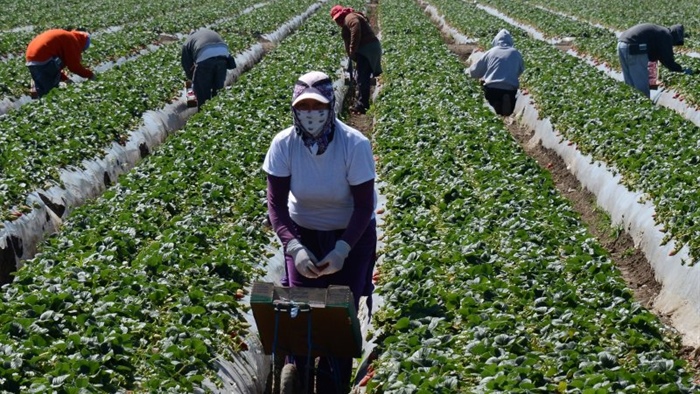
{"left": 0, "top": 0, "right": 316, "bottom": 219}
{"left": 523, "top": 0, "right": 700, "bottom": 50}
{"left": 0, "top": 0, "right": 358, "bottom": 391}
{"left": 1, "top": 0, "right": 192, "bottom": 37}
{"left": 366, "top": 0, "right": 697, "bottom": 392}
{"left": 0, "top": 0, "right": 267, "bottom": 100}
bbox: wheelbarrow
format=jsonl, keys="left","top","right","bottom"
{"left": 250, "top": 282, "right": 362, "bottom": 394}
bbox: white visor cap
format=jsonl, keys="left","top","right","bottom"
{"left": 292, "top": 71, "right": 333, "bottom": 107}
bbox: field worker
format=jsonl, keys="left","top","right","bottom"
{"left": 617, "top": 23, "right": 690, "bottom": 97}
{"left": 263, "top": 71, "right": 377, "bottom": 393}
{"left": 330, "top": 5, "right": 382, "bottom": 115}
{"left": 181, "top": 28, "right": 236, "bottom": 109}
{"left": 468, "top": 29, "right": 525, "bottom": 116}
{"left": 25, "top": 29, "right": 94, "bottom": 98}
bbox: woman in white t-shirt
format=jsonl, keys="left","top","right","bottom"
{"left": 262, "top": 71, "right": 376, "bottom": 393}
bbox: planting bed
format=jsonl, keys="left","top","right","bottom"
{"left": 1, "top": 0, "right": 700, "bottom": 392}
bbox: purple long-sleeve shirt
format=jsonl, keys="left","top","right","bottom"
{"left": 267, "top": 174, "right": 374, "bottom": 249}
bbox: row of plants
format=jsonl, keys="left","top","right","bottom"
{"left": 367, "top": 0, "right": 697, "bottom": 391}
{"left": 475, "top": 0, "right": 700, "bottom": 109}
{"left": 0, "top": 0, "right": 191, "bottom": 38}
{"left": 429, "top": 0, "right": 700, "bottom": 266}
{"left": 523, "top": 0, "right": 700, "bottom": 50}
{"left": 0, "top": 0, "right": 358, "bottom": 390}
{"left": 0, "top": 0, "right": 268, "bottom": 100}
{"left": 0, "top": 0, "right": 317, "bottom": 220}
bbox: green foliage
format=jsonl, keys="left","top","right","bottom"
{"left": 369, "top": 0, "right": 697, "bottom": 392}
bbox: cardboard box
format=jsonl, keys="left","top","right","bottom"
{"left": 648, "top": 61, "right": 659, "bottom": 89}
{"left": 250, "top": 282, "right": 362, "bottom": 358}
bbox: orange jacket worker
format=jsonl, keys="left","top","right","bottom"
{"left": 26, "top": 29, "right": 94, "bottom": 97}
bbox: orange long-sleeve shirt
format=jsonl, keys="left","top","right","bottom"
{"left": 26, "top": 29, "right": 93, "bottom": 80}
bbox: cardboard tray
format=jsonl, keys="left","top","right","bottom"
{"left": 250, "top": 282, "right": 362, "bottom": 358}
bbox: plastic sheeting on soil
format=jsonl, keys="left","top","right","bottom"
{"left": 421, "top": 1, "right": 475, "bottom": 45}
{"left": 1, "top": 3, "right": 361, "bottom": 392}
{"left": 443, "top": 1, "right": 700, "bottom": 348}
{"left": 512, "top": 89, "right": 700, "bottom": 348}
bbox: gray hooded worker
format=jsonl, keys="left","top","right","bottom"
{"left": 468, "top": 29, "right": 525, "bottom": 116}
{"left": 181, "top": 28, "right": 237, "bottom": 109}
{"left": 617, "top": 23, "right": 690, "bottom": 97}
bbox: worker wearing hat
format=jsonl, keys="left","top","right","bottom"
{"left": 263, "top": 71, "right": 377, "bottom": 393}
{"left": 330, "top": 5, "right": 382, "bottom": 114}
{"left": 25, "top": 29, "right": 94, "bottom": 97}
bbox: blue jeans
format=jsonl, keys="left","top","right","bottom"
{"left": 617, "top": 41, "right": 650, "bottom": 97}
{"left": 27, "top": 58, "right": 63, "bottom": 97}
{"left": 192, "top": 56, "right": 227, "bottom": 108}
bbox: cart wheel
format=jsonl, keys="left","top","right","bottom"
{"left": 280, "top": 363, "right": 298, "bottom": 394}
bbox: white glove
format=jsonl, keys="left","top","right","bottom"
{"left": 317, "top": 240, "right": 351, "bottom": 276}
{"left": 286, "top": 239, "right": 320, "bottom": 279}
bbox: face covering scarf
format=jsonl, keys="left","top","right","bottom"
{"left": 294, "top": 108, "right": 333, "bottom": 154}
{"left": 298, "top": 109, "right": 330, "bottom": 137}
{"left": 292, "top": 87, "right": 336, "bottom": 155}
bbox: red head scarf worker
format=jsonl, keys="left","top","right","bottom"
{"left": 330, "top": 5, "right": 382, "bottom": 115}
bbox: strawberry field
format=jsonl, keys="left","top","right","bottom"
{"left": 1, "top": 0, "right": 700, "bottom": 392}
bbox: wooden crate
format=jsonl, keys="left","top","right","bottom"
{"left": 250, "top": 282, "right": 362, "bottom": 358}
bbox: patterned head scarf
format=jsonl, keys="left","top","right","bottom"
{"left": 291, "top": 71, "right": 336, "bottom": 155}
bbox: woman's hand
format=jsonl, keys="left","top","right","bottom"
{"left": 287, "top": 239, "right": 321, "bottom": 278}
{"left": 316, "top": 241, "right": 351, "bottom": 276}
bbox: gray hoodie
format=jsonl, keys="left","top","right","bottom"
{"left": 469, "top": 29, "right": 525, "bottom": 90}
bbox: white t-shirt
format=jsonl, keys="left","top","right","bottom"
{"left": 263, "top": 119, "right": 376, "bottom": 231}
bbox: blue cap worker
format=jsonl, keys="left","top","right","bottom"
{"left": 468, "top": 29, "right": 525, "bottom": 116}
{"left": 617, "top": 23, "right": 689, "bottom": 97}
